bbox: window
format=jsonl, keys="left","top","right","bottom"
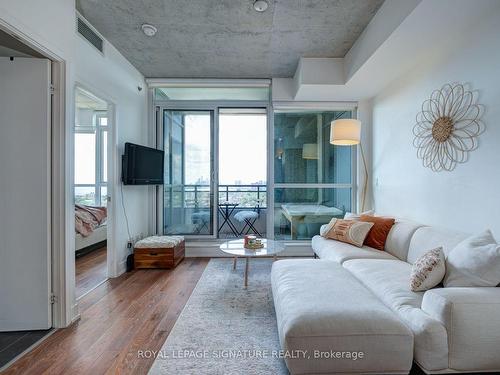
{"left": 74, "top": 110, "right": 108, "bottom": 206}
{"left": 273, "top": 110, "right": 354, "bottom": 240}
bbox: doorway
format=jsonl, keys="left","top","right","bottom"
{"left": 160, "top": 106, "right": 268, "bottom": 239}
{"left": 74, "top": 87, "right": 110, "bottom": 298}
{"left": 0, "top": 28, "right": 53, "bottom": 369}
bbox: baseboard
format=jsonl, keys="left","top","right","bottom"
{"left": 117, "top": 259, "right": 127, "bottom": 276}
{"left": 75, "top": 240, "right": 107, "bottom": 258}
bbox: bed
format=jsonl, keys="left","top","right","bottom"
{"left": 281, "top": 204, "right": 344, "bottom": 239}
{"left": 75, "top": 204, "right": 107, "bottom": 254}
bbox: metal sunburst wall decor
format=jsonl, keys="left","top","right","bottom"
{"left": 413, "top": 83, "right": 483, "bottom": 172}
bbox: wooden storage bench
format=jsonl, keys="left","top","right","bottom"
{"left": 133, "top": 236, "right": 185, "bottom": 269}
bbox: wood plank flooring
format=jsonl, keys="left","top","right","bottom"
{"left": 1, "top": 256, "right": 451, "bottom": 375}
{"left": 76, "top": 246, "right": 108, "bottom": 298}
{"left": 1, "top": 258, "right": 209, "bottom": 375}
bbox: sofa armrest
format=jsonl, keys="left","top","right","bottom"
{"left": 422, "top": 287, "right": 500, "bottom": 371}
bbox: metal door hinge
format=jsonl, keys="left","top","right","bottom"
{"left": 49, "top": 84, "right": 55, "bottom": 95}
{"left": 50, "top": 293, "right": 57, "bottom": 304}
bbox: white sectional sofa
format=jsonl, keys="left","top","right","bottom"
{"left": 271, "top": 219, "right": 500, "bottom": 374}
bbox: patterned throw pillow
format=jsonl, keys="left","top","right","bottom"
{"left": 320, "top": 218, "right": 374, "bottom": 248}
{"left": 410, "top": 247, "right": 446, "bottom": 292}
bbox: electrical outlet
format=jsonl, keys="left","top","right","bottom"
{"left": 127, "top": 241, "right": 133, "bottom": 249}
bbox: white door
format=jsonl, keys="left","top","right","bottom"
{"left": 0, "top": 57, "right": 52, "bottom": 331}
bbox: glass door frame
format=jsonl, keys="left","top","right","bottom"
{"left": 155, "top": 100, "right": 271, "bottom": 240}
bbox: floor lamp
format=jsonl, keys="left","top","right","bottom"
{"left": 330, "top": 119, "right": 368, "bottom": 213}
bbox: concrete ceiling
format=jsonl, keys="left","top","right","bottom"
{"left": 76, "top": 0, "right": 383, "bottom": 78}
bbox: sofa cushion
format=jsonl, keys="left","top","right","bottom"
{"left": 271, "top": 259, "right": 413, "bottom": 375}
{"left": 385, "top": 219, "right": 425, "bottom": 261}
{"left": 444, "top": 230, "right": 500, "bottom": 287}
{"left": 343, "top": 259, "right": 449, "bottom": 371}
{"left": 407, "top": 226, "right": 468, "bottom": 264}
{"left": 312, "top": 235, "right": 398, "bottom": 263}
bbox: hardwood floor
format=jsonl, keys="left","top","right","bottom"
{"left": 76, "top": 246, "right": 108, "bottom": 298}
{"left": 1, "top": 256, "right": 456, "bottom": 375}
{"left": 1, "top": 258, "right": 209, "bottom": 375}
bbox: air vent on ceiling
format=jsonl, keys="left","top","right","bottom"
{"left": 77, "top": 15, "right": 104, "bottom": 53}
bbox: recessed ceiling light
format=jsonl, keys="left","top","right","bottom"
{"left": 253, "top": 0, "right": 269, "bottom": 12}
{"left": 141, "top": 23, "right": 157, "bottom": 37}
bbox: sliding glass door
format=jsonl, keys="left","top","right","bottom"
{"left": 163, "top": 110, "right": 214, "bottom": 236}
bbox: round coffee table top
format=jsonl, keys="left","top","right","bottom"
{"left": 220, "top": 238, "right": 285, "bottom": 257}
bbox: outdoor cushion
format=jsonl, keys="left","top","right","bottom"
{"left": 234, "top": 211, "right": 258, "bottom": 222}
{"left": 311, "top": 235, "right": 397, "bottom": 263}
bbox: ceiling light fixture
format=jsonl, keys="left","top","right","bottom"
{"left": 141, "top": 23, "right": 157, "bottom": 37}
{"left": 253, "top": 0, "right": 269, "bottom": 12}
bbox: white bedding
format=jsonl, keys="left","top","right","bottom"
{"left": 281, "top": 204, "right": 343, "bottom": 218}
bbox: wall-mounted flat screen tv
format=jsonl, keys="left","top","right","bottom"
{"left": 122, "top": 142, "right": 164, "bottom": 185}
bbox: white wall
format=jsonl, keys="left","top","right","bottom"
{"left": 0, "top": 0, "right": 149, "bottom": 322}
{"left": 371, "top": 7, "right": 500, "bottom": 238}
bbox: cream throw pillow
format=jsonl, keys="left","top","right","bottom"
{"left": 320, "top": 218, "right": 374, "bottom": 248}
{"left": 444, "top": 230, "right": 500, "bottom": 287}
{"left": 410, "top": 247, "right": 445, "bottom": 292}
{"left": 344, "top": 210, "right": 375, "bottom": 220}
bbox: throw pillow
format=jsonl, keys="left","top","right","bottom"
{"left": 320, "top": 218, "right": 374, "bottom": 247}
{"left": 344, "top": 210, "right": 375, "bottom": 220}
{"left": 410, "top": 247, "right": 446, "bottom": 292}
{"left": 359, "top": 215, "right": 396, "bottom": 251}
{"left": 444, "top": 230, "right": 500, "bottom": 287}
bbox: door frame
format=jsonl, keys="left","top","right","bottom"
{"left": 155, "top": 100, "right": 271, "bottom": 240}
{"left": 0, "top": 18, "right": 69, "bottom": 327}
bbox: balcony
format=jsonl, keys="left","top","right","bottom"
{"left": 163, "top": 184, "right": 267, "bottom": 238}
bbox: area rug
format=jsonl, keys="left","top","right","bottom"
{"left": 148, "top": 258, "right": 288, "bottom": 375}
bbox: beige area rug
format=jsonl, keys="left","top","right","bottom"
{"left": 148, "top": 258, "right": 288, "bottom": 375}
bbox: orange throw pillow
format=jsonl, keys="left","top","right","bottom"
{"left": 359, "top": 215, "right": 395, "bottom": 251}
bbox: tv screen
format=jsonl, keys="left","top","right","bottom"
{"left": 122, "top": 142, "right": 164, "bottom": 185}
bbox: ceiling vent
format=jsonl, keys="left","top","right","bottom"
{"left": 77, "top": 14, "right": 104, "bottom": 54}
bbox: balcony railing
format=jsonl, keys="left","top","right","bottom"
{"left": 181, "top": 184, "right": 267, "bottom": 208}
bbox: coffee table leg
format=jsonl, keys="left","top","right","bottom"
{"left": 244, "top": 257, "right": 249, "bottom": 288}
{"left": 233, "top": 256, "right": 237, "bottom": 270}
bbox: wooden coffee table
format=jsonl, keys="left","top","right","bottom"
{"left": 220, "top": 239, "right": 285, "bottom": 288}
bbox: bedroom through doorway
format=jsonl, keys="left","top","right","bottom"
{"left": 74, "top": 87, "right": 110, "bottom": 299}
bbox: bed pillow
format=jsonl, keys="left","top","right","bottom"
{"left": 410, "top": 247, "right": 446, "bottom": 292}
{"left": 320, "top": 218, "right": 374, "bottom": 248}
{"left": 444, "top": 230, "right": 500, "bottom": 287}
{"left": 359, "top": 215, "right": 395, "bottom": 251}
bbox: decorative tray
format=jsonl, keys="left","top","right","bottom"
{"left": 244, "top": 243, "right": 264, "bottom": 250}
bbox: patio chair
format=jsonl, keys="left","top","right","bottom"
{"left": 192, "top": 210, "right": 210, "bottom": 233}
{"left": 234, "top": 200, "right": 262, "bottom": 237}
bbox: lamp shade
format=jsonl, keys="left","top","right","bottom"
{"left": 302, "top": 143, "right": 318, "bottom": 159}
{"left": 330, "top": 119, "right": 361, "bottom": 145}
